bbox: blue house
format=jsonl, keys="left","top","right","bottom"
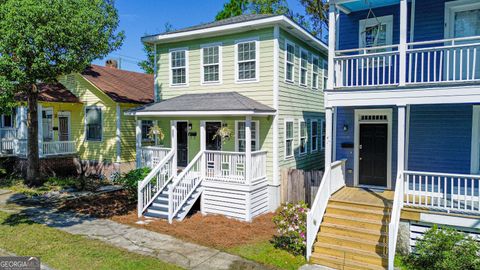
{"left": 306, "top": 0, "right": 480, "bottom": 269}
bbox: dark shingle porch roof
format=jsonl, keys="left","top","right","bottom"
{"left": 128, "top": 92, "right": 276, "bottom": 116}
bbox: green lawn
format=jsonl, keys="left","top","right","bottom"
{"left": 0, "top": 211, "right": 181, "bottom": 270}
{"left": 227, "top": 241, "right": 306, "bottom": 270}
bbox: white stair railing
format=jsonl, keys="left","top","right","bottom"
{"left": 306, "top": 159, "right": 346, "bottom": 260}
{"left": 137, "top": 149, "right": 175, "bottom": 218}
{"left": 388, "top": 172, "right": 404, "bottom": 270}
{"left": 168, "top": 150, "right": 204, "bottom": 223}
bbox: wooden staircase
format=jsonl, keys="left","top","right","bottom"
{"left": 310, "top": 188, "right": 393, "bottom": 270}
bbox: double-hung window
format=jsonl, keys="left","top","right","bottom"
{"left": 285, "top": 41, "right": 295, "bottom": 82}
{"left": 285, "top": 120, "right": 294, "bottom": 158}
{"left": 323, "top": 61, "right": 329, "bottom": 90}
{"left": 299, "top": 49, "right": 308, "bottom": 86}
{"left": 202, "top": 45, "right": 221, "bottom": 83}
{"left": 359, "top": 15, "right": 393, "bottom": 53}
{"left": 85, "top": 107, "right": 102, "bottom": 141}
{"left": 321, "top": 119, "right": 326, "bottom": 150}
{"left": 236, "top": 121, "right": 259, "bottom": 152}
{"left": 1, "top": 113, "right": 13, "bottom": 128}
{"left": 170, "top": 49, "right": 188, "bottom": 85}
{"left": 42, "top": 108, "right": 53, "bottom": 141}
{"left": 312, "top": 55, "right": 319, "bottom": 89}
{"left": 311, "top": 120, "right": 318, "bottom": 152}
{"left": 299, "top": 120, "right": 307, "bottom": 155}
{"left": 236, "top": 39, "right": 258, "bottom": 81}
{"left": 141, "top": 120, "right": 153, "bottom": 141}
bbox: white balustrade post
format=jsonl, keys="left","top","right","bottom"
{"left": 200, "top": 121, "right": 206, "bottom": 178}
{"left": 327, "top": 4, "right": 337, "bottom": 90}
{"left": 171, "top": 121, "right": 177, "bottom": 177}
{"left": 135, "top": 118, "right": 142, "bottom": 168}
{"left": 18, "top": 106, "right": 27, "bottom": 140}
{"left": 325, "top": 107, "right": 333, "bottom": 169}
{"left": 399, "top": 0, "right": 408, "bottom": 86}
{"left": 397, "top": 106, "right": 406, "bottom": 183}
{"left": 245, "top": 116, "right": 252, "bottom": 185}
{"left": 37, "top": 104, "right": 43, "bottom": 157}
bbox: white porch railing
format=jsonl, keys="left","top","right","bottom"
{"left": 140, "top": 146, "right": 171, "bottom": 168}
{"left": 137, "top": 149, "right": 175, "bottom": 218}
{"left": 0, "top": 139, "right": 17, "bottom": 156}
{"left": 333, "top": 36, "right": 480, "bottom": 89}
{"left": 169, "top": 150, "right": 203, "bottom": 223}
{"left": 251, "top": 150, "right": 267, "bottom": 182}
{"left": 388, "top": 172, "right": 404, "bottom": 270}
{"left": 404, "top": 171, "right": 480, "bottom": 213}
{"left": 0, "top": 128, "right": 17, "bottom": 139}
{"left": 306, "top": 159, "right": 346, "bottom": 260}
{"left": 42, "top": 141, "right": 76, "bottom": 156}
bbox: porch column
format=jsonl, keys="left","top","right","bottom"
{"left": 17, "top": 106, "right": 27, "bottom": 140}
{"left": 325, "top": 107, "right": 333, "bottom": 168}
{"left": 171, "top": 121, "right": 177, "bottom": 176}
{"left": 327, "top": 4, "right": 337, "bottom": 90}
{"left": 399, "top": 0, "right": 408, "bottom": 86}
{"left": 135, "top": 118, "right": 142, "bottom": 168}
{"left": 245, "top": 116, "right": 252, "bottom": 222}
{"left": 37, "top": 104, "right": 43, "bottom": 157}
{"left": 397, "top": 106, "right": 406, "bottom": 178}
{"left": 200, "top": 121, "right": 206, "bottom": 177}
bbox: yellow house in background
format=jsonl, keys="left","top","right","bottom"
{"left": 0, "top": 61, "right": 153, "bottom": 178}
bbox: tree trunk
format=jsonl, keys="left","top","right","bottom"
{"left": 26, "top": 84, "right": 41, "bottom": 186}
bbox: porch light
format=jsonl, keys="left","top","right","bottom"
{"left": 343, "top": 124, "right": 349, "bottom": 132}
{"left": 188, "top": 123, "right": 192, "bottom": 130}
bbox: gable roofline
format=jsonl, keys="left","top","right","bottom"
{"left": 142, "top": 15, "right": 327, "bottom": 53}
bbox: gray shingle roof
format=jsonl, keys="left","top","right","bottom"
{"left": 131, "top": 92, "right": 276, "bottom": 115}
{"left": 144, "top": 14, "right": 277, "bottom": 38}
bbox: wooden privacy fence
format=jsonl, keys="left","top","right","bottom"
{"left": 280, "top": 168, "right": 324, "bottom": 206}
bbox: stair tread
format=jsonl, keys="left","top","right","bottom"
{"left": 324, "top": 213, "right": 388, "bottom": 225}
{"left": 311, "top": 253, "right": 386, "bottom": 270}
{"left": 314, "top": 242, "right": 387, "bottom": 260}
{"left": 328, "top": 203, "right": 391, "bottom": 215}
{"left": 316, "top": 232, "right": 387, "bottom": 247}
{"left": 321, "top": 222, "right": 387, "bottom": 236}
{"left": 330, "top": 198, "right": 392, "bottom": 210}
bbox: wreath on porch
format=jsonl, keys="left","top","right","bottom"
{"left": 213, "top": 126, "right": 233, "bottom": 144}
{"left": 148, "top": 124, "right": 165, "bottom": 143}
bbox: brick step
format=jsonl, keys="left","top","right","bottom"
{"left": 310, "top": 253, "right": 385, "bottom": 270}
{"left": 313, "top": 242, "right": 387, "bottom": 267}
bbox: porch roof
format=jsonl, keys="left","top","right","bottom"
{"left": 127, "top": 92, "right": 276, "bottom": 116}
{"left": 15, "top": 82, "right": 81, "bottom": 103}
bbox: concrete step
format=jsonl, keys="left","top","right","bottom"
{"left": 316, "top": 232, "right": 387, "bottom": 254}
{"left": 313, "top": 242, "right": 387, "bottom": 267}
{"left": 323, "top": 213, "right": 388, "bottom": 231}
{"left": 310, "top": 253, "right": 385, "bottom": 270}
{"left": 320, "top": 222, "right": 387, "bottom": 242}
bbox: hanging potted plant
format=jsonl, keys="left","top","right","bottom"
{"left": 213, "top": 125, "right": 233, "bottom": 144}
{"left": 148, "top": 124, "right": 165, "bottom": 145}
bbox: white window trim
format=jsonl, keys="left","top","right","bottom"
{"left": 169, "top": 47, "right": 189, "bottom": 87}
{"left": 235, "top": 120, "right": 260, "bottom": 152}
{"left": 311, "top": 119, "right": 319, "bottom": 152}
{"left": 235, "top": 37, "right": 260, "bottom": 83}
{"left": 358, "top": 15, "right": 393, "bottom": 49}
{"left": 58, "top": 111, "right": 71, "bottom": 141}
{"left": 141, "top": 120, "right": 154, "bottom": 142}
{"left": 322, "top": 59, "right": 328, "bottom": 90}
{"left": 284, "top": 119, "right": 294, "bottom": 159}
{"left": 200, "top": 42, "right": 223, "bottom": 85}
{"left": 1, "top": 114, "right": 13, "bottom": 128}
{"left": 471, "top": 106, "right": 480, "bottom": 174}
{"left": 298, "top": 119, "right": 307, "bottom": 156}
{"left": 299, "top": 48, "right": 309, "bottom": 87}
{"left": 284, "top": 39, "right": 295, "bottom": 83}
{"left": 84, "top": 106, "right": 103, "bottom": 142}
{"left": 445, "top": 0, "right": 480, "bottom": 39}
{"left": 320, "top": 118, "right": 325, "bottom": 150}
{"left": 311, "top": 54, "right": 320, "bottom": 90}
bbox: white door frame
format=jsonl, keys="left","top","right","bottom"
{"left": 202, "top": 120, "right": 223, "bottom": 151}
{"left": 58, "top": 111, "right": 71, "bottom": 141}
{"left": 354, "top": 108, "right": 393, "bottom": 189}
{"left": 174, "top": 120, "right": 189, "bottom": 164}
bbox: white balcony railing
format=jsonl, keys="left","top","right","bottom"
{"left": 140, "top": 146, "right": 171, "bottom": 168}
{"left": 333, "top": 36, "right": 480, "bottom": 88}
{"left": 404, "top": 171, "right": 480, "bottom": 213}
{"left": 42, "top": 141, "right": 76, "bottom": 156}
{"left": 0, "top": 128, "right": 17, "bottom": 139}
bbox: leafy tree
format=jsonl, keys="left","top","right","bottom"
{"left": 138, "top": 23, "right": 174, "bottom": 74}
{"left": 0, "top": 0, "right": 124, "bottom": 185}
{"left": 215, "top": 0, "right": 290, "bottom": 21}
{"left": 403, "top": 225, "right": 480, "bottom": 270}
{"left": 298, "top": 0, "right": 329, "bottom": 40}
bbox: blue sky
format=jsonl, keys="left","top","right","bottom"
{"left": 92, "top": 0, "right": 306, "bottom": 73}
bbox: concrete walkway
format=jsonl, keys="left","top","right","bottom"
{"left": 0, "top": 190, "right": 269, "bottom": 270}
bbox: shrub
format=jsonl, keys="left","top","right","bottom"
{"left": 272, "top": 201, "right": 308, "bottom": 256}
{"left": 403, "top": 225, "right": 480, "bottom": 270}
{"left": 115, "top": 168, "right": 151, "bottom": 195}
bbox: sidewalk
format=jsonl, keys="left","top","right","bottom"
{"left": 0, "top": 190, "right": 269, "bottom": 270}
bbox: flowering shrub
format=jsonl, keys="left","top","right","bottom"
{"left": 272, "top": 201, "right": 309, "bottom": 255}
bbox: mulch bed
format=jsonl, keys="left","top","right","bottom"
{"left": 59, "top": 190, "right": 136, "bottom": 218}
{"left": 60, "top": 190, "right": 277, "bottom": 249}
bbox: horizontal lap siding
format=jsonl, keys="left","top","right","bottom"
{"left": 408, "top": 104, "right": 472, "bottom": 174}
{"left": 120, "top": 103, "right": 138, "bottom": 163}
{"left": 59, "top": 74, "right": 118, "bottom": 163}
{"left": 278, "top": 29, "right": 326, "bottom": 172}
